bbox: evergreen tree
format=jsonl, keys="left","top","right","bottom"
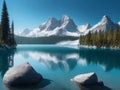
{"left": 1, "top": 0, "right": 10, "bottom": 44}
{"left": 103, "top": 31, "right": 107, "bottom": 46}
{"left": 10, "top": 21, "right": 16, "bottom": 45}
{"left": 11, "top": 21, "right": 14, "bottom": 36}
{"left": 113, "top": 28, "right": 118, "bottom": 46}
{"left": 0, "top": 23, "right": 2, "bottom": 43}
{"left": 86, "top": 31, "right": 92, "bottom": 45}
{"left": 107, "top": 28, "right": 113, "bottom": 46}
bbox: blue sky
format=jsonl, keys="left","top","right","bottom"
{"left": 0, "top": 0, "right": 120, "bottom": 32}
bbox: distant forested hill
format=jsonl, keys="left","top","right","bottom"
{"left": 15, "top": 35, "right": 79, "bottom": 44}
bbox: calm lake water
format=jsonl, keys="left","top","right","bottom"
{"left": 0, "top": 45, "right": 120, "bottom": 90}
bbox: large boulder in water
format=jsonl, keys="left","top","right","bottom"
{"left": 3, "top": 62, "right": 43, "bottom": 86}
{"left": 71, "top": 72, "right": 98, "bottom": 85}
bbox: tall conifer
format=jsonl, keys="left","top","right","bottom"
{"left": 1, "top": 0, "right": 10, "bottom": 44}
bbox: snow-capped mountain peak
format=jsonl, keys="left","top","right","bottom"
{"left": 61, "top": 15, "right": 70, "bottom": 22}
{"left": 46, "top": 18, "right": 58, "bottom": 24}
{"left": 100, "top": 15, "right": 113, "bottom": 25}
{"left": 16, "top": 28, "right": 32, "bottom": 36}
{"left": 22, "top": 28, "right": 32, "bottom": 35}
{"left": 60, "top": 15, "right": 78, "bottom": 32}
{"left": 89, "top": 15, "right": 117, "bottom": 32}
{"left": 85, "top": 23, "right": 91, "bottom": 28}
{"left": 39, "top": 17, "right": 60, "bottom": 31}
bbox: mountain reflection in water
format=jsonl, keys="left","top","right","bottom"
{"left": 15, "top": 45, "right": 120, "bottom": 72}
{"left": 0, "top": 45, "right": 120, "bottom": 90}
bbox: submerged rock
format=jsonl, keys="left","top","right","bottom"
{"left": 3, "top": 62, "right": 43, "bottom": 86}
{"left": 71, "top": 72, "right": 98, "bottom": 85}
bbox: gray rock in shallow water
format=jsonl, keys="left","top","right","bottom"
{"left": 71, "top": 72, "right": 98, "bottom": 85}
{"left": 3, "top": 62, "right": 43, "bottom": 86}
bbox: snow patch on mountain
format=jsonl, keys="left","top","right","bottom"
{"left": 78, "top": 23, "right": 91, "bottom": 32}
{"left": 27, "top": 28, "right": 40, "bottom": 37}
{"left": 57, "top": 40, "right": 79, "bottom": 45}
{"left": 118, "top": 22, "right": 120, "bottom": 25}
{"left": 77, "top": 23, "right": 91, "bottom": 35}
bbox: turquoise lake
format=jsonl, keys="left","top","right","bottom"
{"left": 0, "top": 45, "right": 120, "bottom": 90}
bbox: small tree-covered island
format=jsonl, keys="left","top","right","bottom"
{"left": 0, "top": 0, "right": 16, "bottom": 49}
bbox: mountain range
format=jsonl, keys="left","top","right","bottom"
{"left": 16, "top": 15, "right": 120, "bottom": 37}
{"left": 15, "top": 15, "right": 120, "bottom": 44}
{"left": 16, "top": 15, "right": 80, "bottom": 37}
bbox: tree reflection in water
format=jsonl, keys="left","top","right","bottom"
{"left": 79, "top": 47, "right": 120, "bottom": 71}
{"left": 0, "top": 49, "right": 15, "bottom": 77}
